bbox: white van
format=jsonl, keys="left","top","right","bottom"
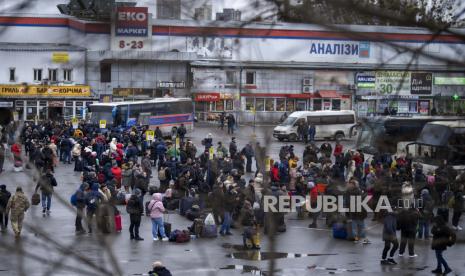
{"left": 273, "top": 110, "right": 357, "bottom": 141}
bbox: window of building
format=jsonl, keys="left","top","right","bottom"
{"left": 323, "top": 99, "right": 331, "bottom": 110}
{"left": 9, "top": 68, "right": 15, "bottom": 82}
{"left": 276, "top": 98, "right": 286, "bottom": 111}
{"left": 216, "top": 100, "right": 224, "bottom": 111}
{"left": 63, "top": 69, "right": 73, "bottom": 82}
{"left": 48, "top": 69, "right": 58, "bottom": 82}
{"left": 33, "top": 69, "right": 42, "bottom": 82}
{"left": 225, "top": 71, "right": 236, "bottom": 85}
{"left": 225, "top": 99, "right": 233, "bottom": 111}
{"left": 100, "top": 63, "right": 111, "bottom": 83}
{"left": 265, "top": 98, "right": 275, "bottom": 111}
{"left": 286, "top": 99, "right": 295, "bottom": 112}
{"left": 313, "top": 99, "right": 322, "bottom": 111}
{"left": 245, "top": 98, "right": 254, "bottom": 110}
{"left": 255, "top": 98, "right": 265, "bottom": 111}
{"left": 245, "top": 71, "right": 256, "bottom": 85}
{"left": 332, "top": 99, "right": 341, "bottom": 110}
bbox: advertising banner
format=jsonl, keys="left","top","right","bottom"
{"left": 115, "top": 7, "right": 148, "bottom": 37}
{"left": 0, "top": 85, "right": 91, "bottom": 97}
{"left": 375, "top": 71, "right": 411, "bottom": 95}
{"left": 411, "top": 72, "right": 432, "bottom": 95}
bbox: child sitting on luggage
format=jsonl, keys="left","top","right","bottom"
{"left": 241, "top": 200, "right": 260, "bottom": 249}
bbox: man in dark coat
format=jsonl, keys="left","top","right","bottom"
{"left": 397, "top": 207, "right": 419, "bottom": 257}
{"left": 431, "top": 216, "right": 454, "bottom": 274}
{"left": 126, "top": 189, "right": 144, "bottom": 240}
{"left": 0, "top": 185, "right": 11, "bottom": 231}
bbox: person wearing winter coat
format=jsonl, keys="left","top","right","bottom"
{"left": 0, "top": 185, "right": 11, "bottom": 231}
{"left": 147, "top": 193, "right": 168, "bottom": 241}
{"left": 121, "top": 163, "right": 134, "bottom": 193}
{"left": 35, "top": 169, "right": 58, "bottom": 215}
{"left": 431, "top": 216, "right": 453, "bottom": 274}
{"left": 126, "top": 189, "right": 144, "bottom": 241}
{"left": 451, "top": 185, "right": 464, "bottom": 231}
{"left": 381, "top": 211, "right": 398, "bottom": 265}
{"left": 397, "top": 207, "right": 419, "bottom": 257}
{"left": 110, "top": 163, "right": 122, "bottom": 189}
{"left": 6, "top": 187, "right": 30, "bottom": 238}
{"left": 242, "top": 143, "right": 255, "bottom": 173}
{"left": 418, "top": 189, "right": 434, "bottom": 239}
{"left": 74, "top": 183, "right": 88, "bottom": 234}
{"left": 141, "top": 152, "right": 152, "bottom": 179}
{"left": 229, "top": 137, "right": 238, "bottom": 158}
{"left": 241, "top": 200, "right": 259, "bottom": 249}
{"left": 148, "top": 261, "right": 172, "bottom": 276}
{"left": 220, "top": 183, "right": 236, "bottom": 236}
{"left": 85, "top": 183, "right": 104, "bottom": 234}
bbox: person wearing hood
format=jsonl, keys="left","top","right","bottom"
{"left": 109, "top": 138, "right": 117, "bottom": 154}
{"left": 0, "top": 185, "right": 11, "bottom": 232}
{"left": 111, "top": 162, "right": 122, "bottom": 189}
{"left": 85, "top": 183, "right": 103, "bottom": 234}
{"left": 121, "top": 163, "right": 134, "bottom": 193}
{"left": 220, "top": 184, "right": 236, "bottom": 236}
{"left": 6, "top": 187, "right": 30, "bottom": 238}
{"left": 418, "top": 189, "right": 434, "bottom": 239}
{"left": 35, "top": 169, "right": 58, "bottom": 215}
{"left": 431, "top": 216, "right": 454, "bottom": 274}
{"left": 147, "top": 193, "right": 169, "bottom": 241}
{"left": 126, "top": 188, "right": 144, "bottom": 241}
{"left": 148, "top": 261, "right": 172, "bottom": 276}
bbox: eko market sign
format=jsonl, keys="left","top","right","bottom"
{"left": 309, "top": 41, "right": 370, "bottom": 58}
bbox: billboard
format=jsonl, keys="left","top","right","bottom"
{"left": 115, "top": 7, "right": 148, "bottom": 37}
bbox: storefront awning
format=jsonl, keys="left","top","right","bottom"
{"left": 317, "top": 90, "right": 341, "bottom": 98}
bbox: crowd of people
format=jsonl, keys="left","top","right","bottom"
{"left": 0, "top": 119, "right": 463, "bottom": 275}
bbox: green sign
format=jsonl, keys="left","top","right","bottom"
{"left": 357, "top": 82, "right": 375, "bottom": 88}
{"left": 434, "top": 77, "right": 465, "bottom": 85}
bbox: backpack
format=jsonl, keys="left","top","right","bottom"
{"left": 169, "top": 229, "right": 181, "bottom": 242}
{"left": 70, "top": 192, "right": 78, "bottom": 206}
{"left": 158, "top": 168, "right": 167, "bottom": 181}
{"left": 176, "top": 230, "right": 191, "bottom": 243}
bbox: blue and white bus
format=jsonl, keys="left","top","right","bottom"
{"left": 88, "top": 98, "right": 194, "bottom": 135}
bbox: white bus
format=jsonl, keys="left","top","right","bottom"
{"left": 273, "top": 110, "right": 357, "bottom": 141}
{"left": 88, "top": 98, "right": 194, "bottom": 135}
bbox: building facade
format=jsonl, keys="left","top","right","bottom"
{"left": 0, "top": 6, "right": 464, "bottom": 123}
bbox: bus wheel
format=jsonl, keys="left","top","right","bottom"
{"left": 289, "top": 133, "right": 298, "bottom": 141}
{"left": 334, "top": 132, "right": 344, "bottom": 141}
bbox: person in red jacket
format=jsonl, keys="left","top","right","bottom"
{"left": 308, "top": 182, "right": 319, "bottom": 228}
{"left": 111, "top": 163, "right": 122, "bottom": 189}
{"left": 115, "top": 143, "right": 124, "bottom": 167}
{"left": 271, "top": 162, "right": 280, "bottom": 183}
{"left": 333, "top": 141, "right": 343, "bottom": 163}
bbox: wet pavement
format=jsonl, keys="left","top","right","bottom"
{"left": 0, "top": 125, "right": 464, "bottom": 275}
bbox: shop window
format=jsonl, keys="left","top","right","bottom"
{"left": 332, "top": 99, "right": 341, "bottom": 110}
{"left": 286, "top": 99, "right": 295, "bottom": 112}
{"left": 195, "top": 102, "right": 206, "bottom": 112}
{"left": 225, "top": 71, "right": 236, "bottom": 85}
{"left": 33, "top": 69, "right": 42, "bottom": 82}
{"left": 313, "top": 99, "right": 322, "bottom": 111}
{"left": 225, "top": 99, "right": 233, "bottom": 111}
{"left": 48, "top": 69, "right": 58, "bottom": 82}
{"left": 15, "top": 101, "right": 24, "bottom": 107}
{"left": 63, "top": 69, "right": 73, "bottom": 82}
{"left": 66, "top": 101, "right": 73, "bottom": 107}
{"left": 246, "top": 98, "right": 254, "bottom": 111}
{"left": 323, "top": 99, "right": 331, "bottom": 110}
{"left": 296, "top": 100, "right": 306, "bottom": 111}
{"left": 26, "top": 107, "right": 37, "bottom": 120}
{"left": 39, "top": 101, "right": 47, "bottom": 106}
{"left": 255, "top": 98, "right": 265, "bottom": 111}
{"left": 100, "top": 63, "right": 111, "bottom": 83}
{"left": 408, "top": 101, "right": 418, "bottom": 113}
{"left": 216, "top": 100, "right": 225, "bottom": 111}
{"left": 9, "top": 68, "right": 15, "bottom": 82}
{"left": 265, "top": 98, "right": 275, "bottom": 111}
{"left": 245, "top": 71, "right": 255, "bottom": 85}
{"left": 276, "top": 98, "right": 286, "bottom": 111}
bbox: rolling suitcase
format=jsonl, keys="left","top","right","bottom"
{"left": 332, "top": 222, "right": 348, "bottom": 239}
{"left": 114, "top": 214, "right": 122, "bottom": 232}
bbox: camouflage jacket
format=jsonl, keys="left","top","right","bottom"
{"left": 6, "top": 191, "right": 30, "bottom": 216}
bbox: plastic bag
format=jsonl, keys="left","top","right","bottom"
{"left": 204, "top": 213, "right": 215, "bottom": 225}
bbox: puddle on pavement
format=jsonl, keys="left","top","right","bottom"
{"left": 220, "top": 265, "right": 280, "bottom": 275}
{"left": 228, "top": 251, "right": 337, "bottom": 261}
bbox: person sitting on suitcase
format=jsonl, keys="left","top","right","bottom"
{"left": 147, "top": 193, "right": 169, "bottom": 241}
{"left": 241, "top": 200, "right": 260, "bottom": 250}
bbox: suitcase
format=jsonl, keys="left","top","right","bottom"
{"left": 31, "top": 193, "right": 40, "bottom": 205}
{"left": 332, "top": 222, "right": 348, "bottom": 239}
{"left": 437, "top": 207, "right": 449, "bottom": 223}
{"left": 345, "top": 220, "right": 354, "bottom": 241}
{"left": 114, "top": 214, "right": 122, "bottom": 232}
{"left": 179, "top": 197, "right": 194, "bottom": 216}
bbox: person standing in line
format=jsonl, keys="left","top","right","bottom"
{"left": 126, "top": 188, "right": 144, "bottom": 241}
{"left": 451, "top": 184, "right": 464, "bottom": 231}
{"left": 6, "top": 187, "right": 30, "bottom": 238}
{"left": 242, "top": 143, "right": 255, "bottom": 173}
{"left": 431, "top": 216, "right": 454, "bottom": 275}
{"left": 0, "top": 185, "right": 11, "bottom": 232}
{"left": 398, "top": 206, "right": 419, "bottom": 258}
{"left": 35, "top": 169, "right": 57, "bottom": 215}
{"left": 73, "top": 183, "right": 88, "bottom": 234}
{"left": 308, "top": 124, "right": 316, "bottom": 143}
{"left": 381, "top": 210, "right": 398, "bottom": 265}
{"left": 0, "top": 143, "right": 5, "bottom": 174}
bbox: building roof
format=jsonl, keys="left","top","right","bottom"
{"left": 0, "top": 43, "right": 86, "bottom": 52}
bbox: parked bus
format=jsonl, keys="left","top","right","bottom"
{"left": 356, "top": 116, "right": 464, "bottom": 155}
{"left": 88, "top": 98, "right": 194, "bottom": 135}
{"left": 273, "top": 110, "right": 357, "bottom": 141}
{"left": 406, "top": 121, "right": 465, "bottom": 169}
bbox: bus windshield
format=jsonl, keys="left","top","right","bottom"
{"left": 89, "top": 106, "right": 114, "bottom": 125}
{"left": 280, "top": 117, "right": 297, "bottom": 126}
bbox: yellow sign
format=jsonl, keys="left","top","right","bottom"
{"left": 0, "top": 85, "right": 91, "bottom": 97}
{"left": 99, "top": 120, "right": 107, "bottom": 129}
{"left": 146, "top": 130, "right": 155, "bottom": 141}
{"left": 176, "top": 137, "right": 180, "bottom": 148}
{"left": 71, "top": 118, "right": 79, "bottom": 129}
{"left": 52, "top": 52, "right": 69, "bottom": 63}
{"left": 209, "top": 147, "right": 214, "bottom": 160}
{"left": 265, "top": 156, "right": 271, "bottom": 172}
